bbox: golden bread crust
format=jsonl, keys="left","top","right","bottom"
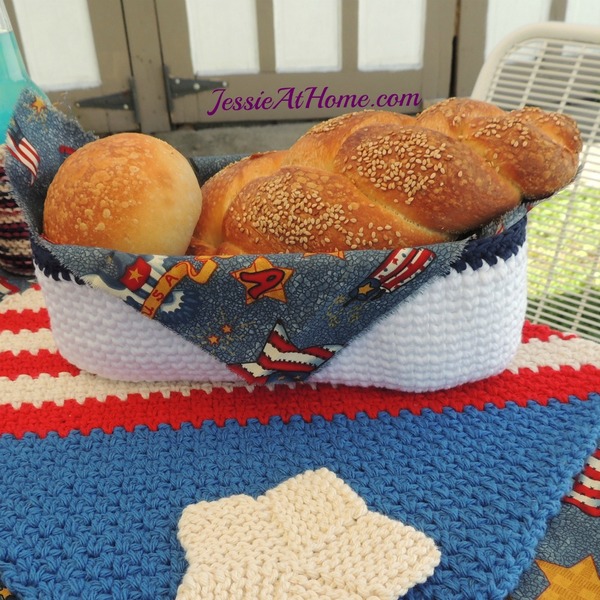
{"left": 334, "top": 123, "right": 521, "bottom": 234}
{"left": 220, "top": 165, "right": 450, "bottom": 254}
{"left": 188, "top": 99, "right": 582, "bottom": 256}
{"left": 188, "top": 150, "right": 286, "bottom": 254}
{"left": 417, "top": 98, "right": 582, "bottom": 198}
{"left": 284, "top": 110, "right": 415, "bottom": 171}
{"left": 44, "top": 133, "right": 202, "bottom": 255}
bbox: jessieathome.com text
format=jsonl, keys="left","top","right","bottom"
{"left": 207, "top": 86, "right": 421, "bottom": 116}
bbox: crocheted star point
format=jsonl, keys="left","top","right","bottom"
{"left": 176, "top": 468, "right": 441, "bottom": 599}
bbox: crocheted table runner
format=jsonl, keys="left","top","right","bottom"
{"left": 0, "top": 285, "right": 599, "bottom": 599}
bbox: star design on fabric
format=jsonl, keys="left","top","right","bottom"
{"left": 536, "top": 555, "right": 600, "bottom": 599}
{"left": 231, "top": 256, "right": 293, "bottom": 304}
{"left": 176, "top": 468, "right": 441, "bottom": 599}
{"left": 127, "top": 268, "right": 144, "bottom": 283}
{"left": 228, "top": 321, "right": 342, "bottom": 384}
{"left": 0, "top": 586, "right": 14, "bottom": 599}
{"left": 358, "top": 282, "right": 375, "bottom": 295}
{"left": 30, "top": 96, "right": 47, "bottom": 114}
{"left": 119, "top": 257, "right": 151, "bottom": 291}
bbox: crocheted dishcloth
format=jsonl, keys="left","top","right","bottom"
{"left": 177, "top": 468, "right": 441, "bottom": 599}
{"left": 0, "top": 287, "right": 599, "bottom": 599}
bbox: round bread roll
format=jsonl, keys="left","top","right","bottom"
{"left": 44, "top": 132, "right": 203, "bottom": 255}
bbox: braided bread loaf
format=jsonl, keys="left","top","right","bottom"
{"left": 188, "top": 98, "right": 581, "bottom": 255}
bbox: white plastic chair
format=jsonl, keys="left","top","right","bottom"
{"left": 472, "top": 22, "right": 600, "bottom": 342}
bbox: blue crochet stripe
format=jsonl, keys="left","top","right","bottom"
{"left": 452, "top": 215, "right": 526, "bottom": 273}
{"left": 0, "top": 394, "right": 598, "bottom": 600}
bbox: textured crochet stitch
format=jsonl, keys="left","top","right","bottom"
{"left": 0, "top": 288, "right": 599, "bottom": 599}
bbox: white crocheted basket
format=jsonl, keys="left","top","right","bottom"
{"left": 35, "top": 232, "right": 527, "bottom": 392}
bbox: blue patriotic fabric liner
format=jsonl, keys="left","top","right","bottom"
{"left": 6, "top": 89, "right": 528, "bottom": 383}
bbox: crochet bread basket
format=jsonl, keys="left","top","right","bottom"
{"left": 7, "top": 89, "right": 531, "bottom": 392}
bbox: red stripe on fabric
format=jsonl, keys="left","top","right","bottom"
{"left": 583, "top": 464, "right": 600, "bottom": 481}
{"left": 1, "top": 363, "right": 598, "bottom": 439}
{"left": 563, "top": 496, "right": 600, "bottom": 517}
{"left": 0, "top": 309, "right": 50, "bottom": 332}
{"left": 385, "top": 250, "right": 431, "bottom": 290}
{"left": 257, "top": 353, "right": 315, "bottom": 373}
{"left": 268, "top": 329, "right": 297, "bottom": 353}
{"left": 227, "top": 364, "right": 268, "bottom": 385}
{"left": 0, "top": 349, "right": 80, "bottom": 379}
{"left": 302, "top": 345, "right": 336, "bottom": 360}
{"left": 572, "top": 480, "right": 600, "bottom": 499}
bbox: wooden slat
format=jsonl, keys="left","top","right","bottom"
{"left": 454, "top": 0, "right": 489, "bottom": 97}
{"left": 256, "top": 0, "right": 276, "bottom": 73}
{"left": 341, "top": 0, "right": 359, "bottom": 71}
{"left": 121, "top": 0, "right": 171, "bottom": 133}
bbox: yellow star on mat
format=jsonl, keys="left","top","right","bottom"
{"left": 207, "top": 334, "right": 219, "bottom": 346}
{"left": 536, "top": 555, "right": 600, "bottom": 599}
{"left": 231, "top": 256, "right": 293, "bottom": 304}
{"left": 30, "top": 96, "right": 47, "bottom": 113}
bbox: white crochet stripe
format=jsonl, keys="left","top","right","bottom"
{"left": 0, "top": 372, "right": 251, "bottom": 409}
{"left": 0, "top": 211, "right": 30, "bottom": 225}
{"left": 0, "top": 328, "right": 56, "bottom": 354}
{"left": 0, "top": 285, "right": 44, "bottom": 313}
{"left": 507, "top": 336, "right": 600, "bottom": 373}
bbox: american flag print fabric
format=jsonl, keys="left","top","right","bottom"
{"left": 5, "top": 122, "right": 39, "bottom": 184}
{"left": 564, "top": 447, "right": 600, "bottom": 517}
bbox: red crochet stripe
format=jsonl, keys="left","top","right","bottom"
{"left": 0, "top": 349, "right": 79, "bottom": 379}
{"left": 0, "top": 308, "right": 50, "bottom": 332}
{"left": 521, "top": 320, "right": 576, "bottom": 342}
{"left": 1, "top": 364, "right": 598, "bottom": 439}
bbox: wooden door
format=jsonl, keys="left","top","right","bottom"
{"left": 6, "top": 0, "right": 148, "bottom": 133}
{"left": 156, "top": 0, "right": 457, "bottom": 126}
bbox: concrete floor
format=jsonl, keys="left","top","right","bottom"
{"left": 155, "top": 120, "right": 320, "bottom": 158}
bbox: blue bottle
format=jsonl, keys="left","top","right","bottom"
{"left": 0, "top": 1, "right": 42, "bottom": 136}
